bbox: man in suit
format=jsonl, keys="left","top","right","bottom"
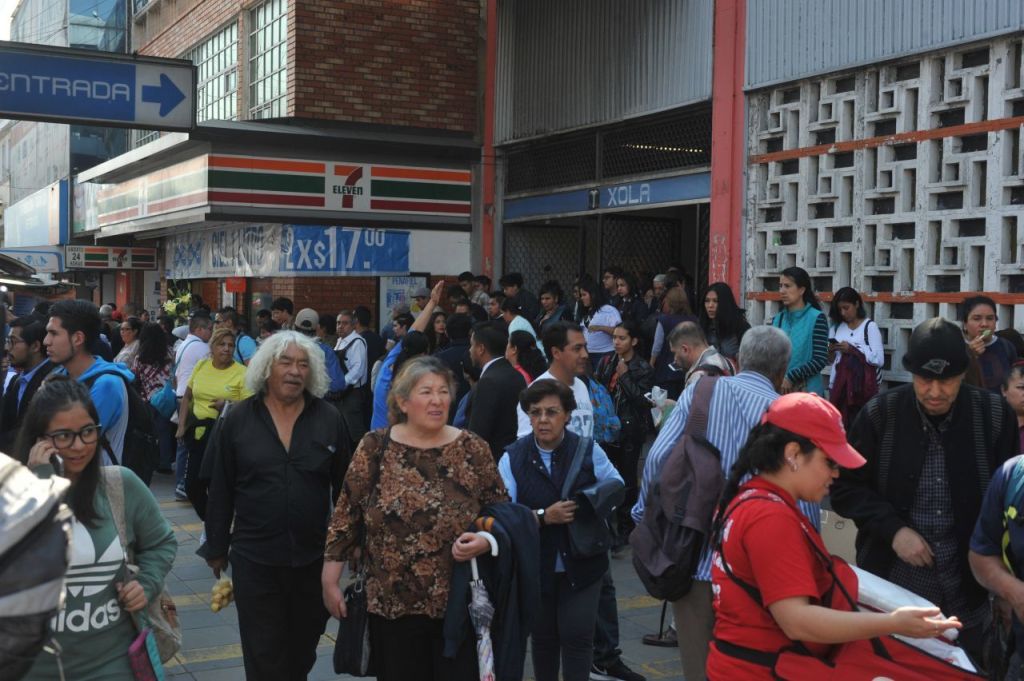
{"left": 1, "top": 314, "right": 58, "bottom": 456}
{"left": 467, "top": 320, "right": 527, "bottom": 461}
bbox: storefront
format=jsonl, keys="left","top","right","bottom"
{"left": 73, "top": 121, "right": 479, "bottom": 325}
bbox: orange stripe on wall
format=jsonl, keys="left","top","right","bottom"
{"left": 208, "top": 155, "right": 326, "bottom": 174}
{"left": 333, "top": 165, "right": 360, "bottom": 176}
{"left": 749, "top": 115, "right": 1024, "bottom": 165}
{"left": 370, "top": 166, "right": 471, "bottom": 183}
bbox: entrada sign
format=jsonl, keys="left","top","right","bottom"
{"left": 0, "top": 41, "right": 195, "bottom": 130}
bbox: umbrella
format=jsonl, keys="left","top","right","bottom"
{"left": 469, "top": 531, "right": 498, "bottom": 681}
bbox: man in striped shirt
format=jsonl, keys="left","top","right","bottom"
{"left": 632, "top": 325, "right": 821, "bottom": 681}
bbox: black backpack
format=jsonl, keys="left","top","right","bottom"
{"left": 630, "top": 376, "right": 722, "bottom": 601}
{"left": 82, "top": 371, "right": 160, "bottom": 486}
{"left": 0, "top": 453, "right": 72, "bottom": 681}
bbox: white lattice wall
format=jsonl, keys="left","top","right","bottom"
{"left": 746, "top": 35, "right": 1024, "bottom": 380}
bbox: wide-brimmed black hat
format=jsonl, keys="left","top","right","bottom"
{"left": 901, "top": 317, "right": 969, "bottom": 378}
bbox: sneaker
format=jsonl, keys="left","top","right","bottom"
{"left": 590, "top": 660, "right": 646, "bottom": 681}
{"left": 174, "top": 487, "right": 188, "bottom": 502}
{"left": 642, "top": 626, "right": 677, "bottom": 647}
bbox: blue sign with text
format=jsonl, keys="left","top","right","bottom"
{"left": 280, "top": 226, "right": 409, "bottom": 275}
{"left": 0, "top": 41, "right": 195, "bottom": 130}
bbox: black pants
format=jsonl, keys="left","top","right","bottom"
{"left": 230, "top": 553, "right": 330, "bottom": 681}
{"left": 603, "top": 438, "right": 642, "bottom": 542}
{"left": 367, "top": 613, "right": 478, "bottom": 681}
{"left": 532, "top": 573, "right": 603, "bottom": 681}
{"left": 183, "top": 425, "right": 212, "bottom": 519}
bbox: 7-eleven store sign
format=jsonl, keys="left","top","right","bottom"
{"left": 65, "top": 246, "right": 157, "bottom": 270}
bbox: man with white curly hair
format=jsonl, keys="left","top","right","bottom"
{"left": 203, "top": 331, "right": 350, "bottom": 681}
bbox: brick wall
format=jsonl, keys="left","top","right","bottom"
{"left": 290, "top": 0, "right": 479, "bottom": 132}
{"left": 137, "top": 0, "right": 480, "bottom": 134}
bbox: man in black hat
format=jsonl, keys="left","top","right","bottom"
{"left": 832, "top": 317, "right": 1017, "bottom": 659}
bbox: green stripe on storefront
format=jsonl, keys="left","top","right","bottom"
{"left": 208, "top": 170, "right": 325, "bottom": 194}
{"left": 85, "top": 253, "right": 107, "bottom": 263}
{"left": 99, "top": 191, "right": 141, "bottom": 214}
{"left": 148, "top": 171, "right": 207, "bottom": 203}
{"left": 370, "top": 180, "right": 471, "bottom": 202}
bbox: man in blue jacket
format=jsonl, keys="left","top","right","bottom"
{"left": 294, "top": 308, "right": 347, "bottom": 396}
{"left": 44, "top": 299, "right": 134, "bottom": 466}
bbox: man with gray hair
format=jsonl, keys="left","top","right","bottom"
{"left": 204, "top": 331, "right": 349, "bottom": 681}
{"left": 632, "top": 325, "right": 821, "bottom": 681}
{"left": 667, "top": 321, "right": 735, "bottom": 387}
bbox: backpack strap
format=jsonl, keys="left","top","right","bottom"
{"left": 561, "top": 435, "right": 593, "bottom": 500}
{"left": 1002, "top": 458, "right": 1024, "bottom": 570}
{"left": 102, "top": 467, "right": 130, "bottom": 562}
{"left": 682, "top": 375, "right": 719, "bottom": 441}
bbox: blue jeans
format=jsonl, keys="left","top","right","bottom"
{"left": 593, "top": 568, "right": 621, "bottom": 667}
{"left": 174, "top": 437, "right": 188, "bottom": 491}
{"left": 151, "top": 407, "right": 175, "bottom": 471}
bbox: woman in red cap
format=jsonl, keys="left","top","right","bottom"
{"left": 706, "top": 393, "right": 962, "bottom": 679}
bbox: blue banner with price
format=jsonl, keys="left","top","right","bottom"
{"left": 280, "top": 226, "right": 409, "bottom": 274}
{"left": 166, "top": 224, "right": 410, "bottom": 279}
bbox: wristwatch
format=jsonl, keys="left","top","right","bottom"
{"left": 535, "top": 508, "right": 546, "bottom": 526}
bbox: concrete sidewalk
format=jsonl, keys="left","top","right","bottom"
{"left": 154, "top": 474, "right": 685, "bottom": 680}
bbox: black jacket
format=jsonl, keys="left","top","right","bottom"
{"left": 435, "top": 339, "right": 472, "bottom": 420}
{"left": 595, "top": 354, "right": 655, "bottom": 437}
{"left": 1, "top": 360, "right": 58, "bottom": 459}
{"left": 831, "top": 382, "right": 1017, "bottom": 609}
{"left": 443, "top": 502, "right": 539, "bottom": 681}
{"left": 468, "top": 358, "right": 528, "bottom": 461}
{"left": 204, "top": 392, "right": 350, "bottom": 567}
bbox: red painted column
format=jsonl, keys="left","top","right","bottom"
{"left": 480, "top": 0, "right": 498, "bottom": 279}
{"left": 709, "top": 0, "right": 746, "bottom": 293}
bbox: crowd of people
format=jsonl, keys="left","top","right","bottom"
{"left": 5, "top": 264, "right": 1024, "bottom": 681}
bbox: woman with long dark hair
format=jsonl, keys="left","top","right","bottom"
{"left": 425, "top": 310, "right": 450, "bottom": 354}
{"left": 535, "top": 280, "right": 573, "bottom": 334}
{"left": 132, "top": 321, "right": 176, "bottom": 474}
{"left": 699, "top": 282, "right": 750, "bottom": 361}
{"left": 578, "top": 278, "right": 622, "bottom": 369}
{"left": 773, "top": 267, "right": 829, "bottom": 395}
{"left": 20, "top": 377, "right": 176, "bottom": 680}
{"left": 708, "top": 393, "right": 960, "bottom": 678}
{"left": 614, "top": 273, "right": 649, "bottom": 325}
{"left": 827, "top": 287, "right": 884, "bottom": 427}
{"left": 594, "top": 320, "right": 654, "bottom": 547}
{"left": 114, "top": 316, "right": 142, "bottom": 366}
{"left": 507, "top": 329, "right": 548, "bottom": 383}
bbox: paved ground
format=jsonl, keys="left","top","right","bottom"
{"left": 153, "top": 474, "right": 687, "bottom": 681}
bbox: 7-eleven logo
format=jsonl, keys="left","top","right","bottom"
{"left": 332, "top": 165, "right": 366, "bottom": 210}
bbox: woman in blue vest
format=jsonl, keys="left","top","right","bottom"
{"left": 497, "top": 379, "right": 623, "bottom": 681}
{"left": 773, "top": 267, "right": 829, "bottom": 396}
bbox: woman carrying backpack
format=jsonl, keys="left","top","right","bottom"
{"left": 595, "top": 320, "right": 654, "bottom": 549}
{"left": 826, "top": 288, "right": 884, "bottom": 428}
{"left": 20, "top": 377, "right": 177, "bottom": 680}
{"left": 708, "top": 393, "right": 961, "bottom": 679}
{"left": 131, "top": 322, "right": 175, "bottom": 474}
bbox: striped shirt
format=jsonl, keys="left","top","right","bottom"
{"left": 631, "top": 371, "right": 821, "bottom": 582}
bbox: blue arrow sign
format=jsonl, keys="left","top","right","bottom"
{"left": 142, "top": 73, "right": 186, "bottom": 117}
{"left": 0, "top": 41, "right": 195, "bottom": 131}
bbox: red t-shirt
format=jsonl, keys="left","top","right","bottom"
{"left": 707, "top": 478, "right": 838, "bottom": 680}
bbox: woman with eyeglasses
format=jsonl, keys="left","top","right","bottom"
{"left": 20, "top": 376, "right": 176, "bottom": 681}
{"left": 114, "top": 316, "right": 142, "bottom": 366}
{"left": 707, "top": 393, "right": 960, "bottom": 679}
{"left": 497, "top": 379, "right": 623, "bottom": 681}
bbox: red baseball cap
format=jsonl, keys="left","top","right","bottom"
{"left": 761, "top": 393, "right": 866, "bottom": 469}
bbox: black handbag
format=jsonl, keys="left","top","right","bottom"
{"left": 561, "top": 436, "right": 625, "bottom": 558}
{"left": 332, "top": 574, "right": 374, "bottom": 676}
{"left": 332, "top": 430, "right": 389, "bottom": 676}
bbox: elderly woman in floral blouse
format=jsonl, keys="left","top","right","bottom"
{"left": 322, "top": 356, "right": 508, "bottom": 681}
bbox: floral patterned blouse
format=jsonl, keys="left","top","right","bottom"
{"left": 325, "top": 428, "right": 508, "bottom": 619}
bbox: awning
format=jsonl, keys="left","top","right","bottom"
{"left": 75, "top": 119, "right": 481, "bottom": 239}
